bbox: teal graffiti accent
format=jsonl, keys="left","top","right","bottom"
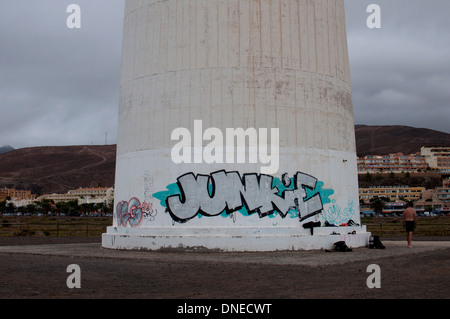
{"left": 273, "top": 177, "right": 335, "bottom": 206}
{"left": 153, "top": 183, "right": 181, "bottom": 208}
{"left": 272, "top": 176, "right": 294, "bottom": 192}
{"left": 305, "top": 181, "right": 334, "bottom": 205}
{"left": 324, "top": 199, "right": 357, "bottom": 225}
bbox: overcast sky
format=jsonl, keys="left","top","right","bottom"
{"left": 1, "top": 0, "right": 449, "bottom": 149}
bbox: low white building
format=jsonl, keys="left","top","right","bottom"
{"left": 38, "top": 187, "right": 114, "bottom": 205}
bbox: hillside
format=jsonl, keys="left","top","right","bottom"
{"left": 355, "top": 125, "right": 450, "bottom": 156}
{"left": 0, "top": 145, "right": 14, "bottom": 155}
{"left": 0, "top": 125, "right": 449, "bottom": 195}
{"left": 0, "top": 145, "right": 116, "bottom": 195}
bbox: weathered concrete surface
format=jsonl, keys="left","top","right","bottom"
{"left": 106, "top": 0, "right": 366, "bottom": 251}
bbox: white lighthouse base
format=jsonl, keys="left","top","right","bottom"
{"left": 102, "top": 226, "right": 371, "bottom": 252}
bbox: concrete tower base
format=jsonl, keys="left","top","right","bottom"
{"left": 104, "top": 0, "right": 367, "bottom": 252}
{"left": 102, "top": 226, "right": 370, "bottom": 251}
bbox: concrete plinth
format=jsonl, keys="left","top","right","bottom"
{"left": 102, "top": 225, "right": 370, "bottom": 251}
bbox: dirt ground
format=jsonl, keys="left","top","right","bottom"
{"left": 0, "top": 236, "right": 449, "bottom": 303}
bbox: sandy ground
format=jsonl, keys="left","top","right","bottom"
{"left": 0, "top": 236, "right": 449, "bottom": 303}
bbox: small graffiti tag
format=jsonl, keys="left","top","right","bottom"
{"left": 116, "top": 198, "right": 157, "bottom": 227}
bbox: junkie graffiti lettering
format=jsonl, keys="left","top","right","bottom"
{"left": 153, "top": 170, "right": 332, "bottom": 223}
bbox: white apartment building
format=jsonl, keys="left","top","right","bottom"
{"left": 421, "top": 146, "right": 450, "bottom": 171}
{"left": 358, "top": 152, "right": 428, "bottom": 173}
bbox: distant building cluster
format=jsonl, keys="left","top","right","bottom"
{"left": 1, "top": 187, "right": 114, "bottom": 211}
{"left": 358, "top": 153, "right": 427, "bottom": 173}
{"left": 421, "top": 146, "right": 450, "bottom": 174}
{"left": 359, "top": 186, "right": 424, "bottom": 202}
{"left": 360, "top": 184, "right": 449, "bottom": 215}
{"left": 357, "top": 146, "right": 450, "bottom": 174}
{"left": 37, "top": 187, "right": 115, "bottom": 206}
{"left": 0, "top": 188, "right": 35, "bottom": 202}
{"left": 358, "top": 145, "right": 450, "bottom": 214}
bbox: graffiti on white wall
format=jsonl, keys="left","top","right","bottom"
{"left": 153, "top": 170, "right": 333, "bottom": 224}
{"left": 324, "top": 199, "right": 357, "bottom": 226}
{"left": 116, "top": 198, "right": 157, "bottom": 227}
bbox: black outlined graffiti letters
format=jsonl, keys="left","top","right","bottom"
{"left": 166, "top": 170, "right": 323, "bottom": 223}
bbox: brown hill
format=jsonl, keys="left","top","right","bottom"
{"left": 355, "top": 125, "right": 450, "bottom": 156}
{"left": 0, "top": 125, "right": 448, "bottom": 195}
{"left": 0, "top": 145, "right": 116, "bottom": 195}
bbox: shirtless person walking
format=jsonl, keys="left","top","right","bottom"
{"left": 402, "top": 202, "right": 417, "bottom": 248}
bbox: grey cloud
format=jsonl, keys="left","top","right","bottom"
{"left": 345, "top": 0, "right": 450, "bottom": 132}
{"left": 0, "top": 0, "right": 124, "bottom": 148}
{"left": 0, "top": 0, "right": 449, "bottom": 149}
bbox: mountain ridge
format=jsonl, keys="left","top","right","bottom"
{"left": 0, "top": 145, "right": 15, "bottom": 155}
{"left": 1, "top": 125, "right": 449, "bottom": 194}
{"left": 355, "top": 124, "right": 450, "bottom": 156}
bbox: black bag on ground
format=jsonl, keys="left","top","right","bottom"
{"left": 333, "top": 241, "right": 352, "bottom": 252}
{"left": 369, "top": 235, "right": 385, "bottom": 249}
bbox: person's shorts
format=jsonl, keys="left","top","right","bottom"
{"left": 405, "top": 221, "right": 415, "bottom": 232}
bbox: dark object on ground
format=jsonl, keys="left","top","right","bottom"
{"left": 333, "top": 241, "right": 352, "bottom": 252}
{"left": 369, "top": 235, "right": 385, "bottom": 249}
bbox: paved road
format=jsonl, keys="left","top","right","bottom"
{"left": 0, "top": 239, "right": 449, "bottom": 301}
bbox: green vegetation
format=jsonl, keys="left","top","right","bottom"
{"left": 0, "top": 199, "right": 114, "bottom": 217}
